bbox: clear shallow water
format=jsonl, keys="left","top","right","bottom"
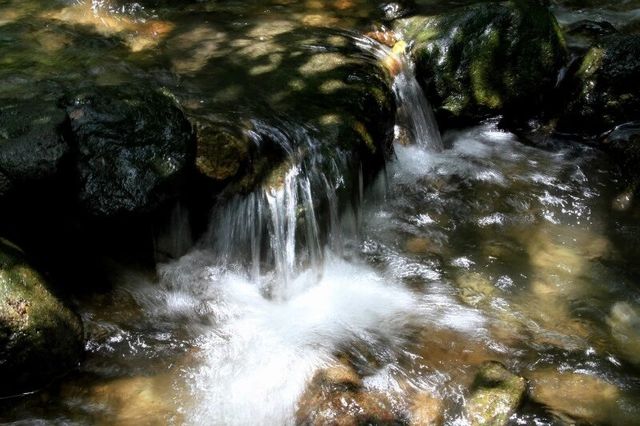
{"left": 4, "top": 122, "right": 640, "bottom": 424}
{"left": 1, "top": 0, "right": 640, "bottom": 425}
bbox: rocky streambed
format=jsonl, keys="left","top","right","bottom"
{"left": 1, "top": 0, "right": 640, "bottom": 424}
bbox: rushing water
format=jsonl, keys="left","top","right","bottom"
{"left": 2, "top": 1, "right": 640, "bottom": 425}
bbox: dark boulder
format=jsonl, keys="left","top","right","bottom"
{"left": 558, "top": 34, "right": 640, "bottom": 135}
{"left": 64, "top": 85, "right": 196, "bottom": 218}
{"left": 396, "top": 0, "right": 567, "bottom": 126}
{"left": 602, "top": 121, "right": 640, "bottom": 192}
{"left": 0, "top": 97, "right": 68, "bottom": 198}
{"left": 0, "top": 238, "right": 83, "bottom": 397}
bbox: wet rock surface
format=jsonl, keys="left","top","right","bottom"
{"left": 601, "top": 121, "right": 640, "bottom": 191}
{"left": 0, "top": 96, "right": 68, "bottom": 198}
{"left": 0, "top": 238, "right": 83, "bottom": 397}
{"left": 559, "top": 34, "right": 640, "bottom": 135}
{"left": 527, "top": 369, "right": 624, "bottom": 424}
{"left": 464, "top": 361, "right": 526, "bottom": 426}
{"left": 174, "top": 27, "right": 397, "bottom": 196}
{"left": 64, "top": 85, "right": 196, "bottom": 218}
{"left": 296, "top": 362, "right": 402, "bottom": 425}
{"left": 396, "top": 0, "right": 566, "bottom": 126}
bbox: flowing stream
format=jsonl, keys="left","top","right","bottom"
{"left": 2, "top": 1, "right": 640, "bottom": 425}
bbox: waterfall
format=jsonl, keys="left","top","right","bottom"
{"left": 391, "top": 49, "right": 443, "bottom": 152}
{"left": 393, "top": 65, "right": 443, "bottom": 151}
{"left": 201, "top": 38, "right": 444, "bottom": 301}
{"left": 158, "top": 35, "right": 448, "bottom": 424}
{"left": 203, "top": 118, "right": 347, "bottom": 301}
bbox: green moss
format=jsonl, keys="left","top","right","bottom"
{"left": 398, "top": 0, "right": 567, "bottom": 124}
{"left": 0, "top": 239, "right": 83, "bottom": 396}
{"left": 465, "top": 362, "right": 526, "bottom": 426}
{"left": 470, "top": 28, "right": 502, "bottom": 109}
{"left": 578, "top": 47, "right": 605, "bottom": 78}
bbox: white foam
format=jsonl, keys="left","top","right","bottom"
{"left": 167, "top": 253, "right": 420, "bottom": 425}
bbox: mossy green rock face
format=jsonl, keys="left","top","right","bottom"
{"left": 464, "top": 361, "right": 526, "bottom": 426}
{"left": 0, "top": 238, "right": 83, "bottom": 396}
{"left": 559, "top": 34, "right": 640, "bottom": 134}
{"left": 397, "top": 0, "right": 566, "bottom": 125}
{"left": 65, "top": 85, "right": 196, "bottom": 217}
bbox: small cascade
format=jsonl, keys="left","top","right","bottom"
{"left": 203, "top": 118, "right": 349, "bottom": 301}
{"left": 390, "top": 45, "right": 444, "bottom": 151}
{"left": 161, "top": 33, "right": 451, "bottom": 424}
{"left": 201, "top": 34, "right": 443, "bottom": 303}
{"left": 356, "top": 33, "right": 443, "bottom": 151}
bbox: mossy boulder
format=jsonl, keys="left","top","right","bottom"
{"left": 396, "top": 0, "right": 567, "bottom": 126}
{"left": 464, "top": 361, "right": 526, "bottom": 426}
{"left": 558, "top": 34, "right": 640, "bottom": 135}
{"left": 0, "top": 96, "right": 68, "bottom": 198}
{"left": 0, "top": 238, "right": 83, "bottom": 396}
{"left": 64, "top": 85, "right": 196, "bottom": 217}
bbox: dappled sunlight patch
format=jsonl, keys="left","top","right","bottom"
{"left": 247, "top": 19, "right": 296, "bottom": 38}
{"left": 168, "top": 25, "right": 228, "bottom": 73}
{"left": 0, "top": 8, "right": 23, "bottom": 26}
{"left": 319, "top": 113, "right": 342, "bottom": 126}
{"left": 40, "top": 0, "right": 173, "bottom": 52}
{"left": 299, "top": 52, "right": 346, "bottom": 74}
{"left": 61, "top": 373, "right": 188, "bottom": 424}
{"left": 249, "top": 53, "right": 284, "bottom": 76}
{"left": 287, "top": 78, "right": 306, "bottom": 91}
{"left": 319, "top": 79, "right": 347, "bottom": 94}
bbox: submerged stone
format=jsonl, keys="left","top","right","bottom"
{"left": 396, "top": 0, "right": 566, "bottom": 126}
{"left": 607, "top": 301, "right": 640, "bottom": 365}
{"left": 464, "top": 361, "right": 526, "bottom": 426}
{"left": 296, "top": 362, "right": 401, "bottom": 425}
{"left": 410, "top": 392, "right": 444, "bottom": 426}
{"left": 60, "top": 374, "right": 181, "bottom": 424}
{"left": 527, "top": 369, "right": 621, "bottom": 424}
{"left": 64, "top": 85, "right": 196, "bottom": 218}
{"left": 457, "top": 272, "right": 497, "bottom": 307}
{"left": 0, "top": 238, "right": 83, "bottom": 396}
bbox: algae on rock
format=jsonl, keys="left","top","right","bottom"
{"left": 559, "top": 34, "right": 640, "bottom": 134}
{"left": 464, "top": 361, "right": 526, "bottom": 426}
{"left": 396, "top": 0, "right": 567, "bottom": 126}
{"left": 0, "top": 238, "right": 83, "bottom": 396}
